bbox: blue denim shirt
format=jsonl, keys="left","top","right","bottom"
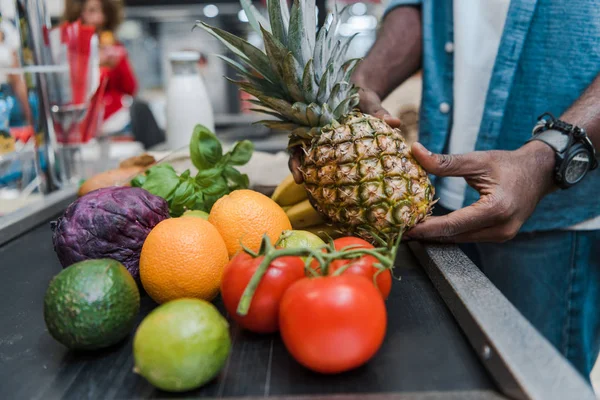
{"left": 385, "top": 0, "right": 600, "bottom": 232}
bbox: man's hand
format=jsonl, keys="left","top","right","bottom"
{"left": 288, "top": 146, "right": 304, "bottom": 184}
{"left": 405, "top": 141, "right": 558, "bottom": 243}
{"left": 357, "top": 87, "right": 401, "bottom": 128}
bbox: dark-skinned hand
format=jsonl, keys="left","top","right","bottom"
{"left": 404, "top": 140, "right": 558, "bottom": 243}
{"left": 356, "top": 87, "right": 402, "bottom": 128}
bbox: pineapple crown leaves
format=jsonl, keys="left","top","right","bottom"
{"left": 240, "top": 0, "right": 272, "bottom": 35}
{"left": 195, "top": 0, "right": 361, "bottom": 136}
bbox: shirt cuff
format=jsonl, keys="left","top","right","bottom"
{"left": 384, "top": 0, "right": 422, "bottom": 18}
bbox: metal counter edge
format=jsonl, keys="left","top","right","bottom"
{"left": 0, "top": 186, "right": 77, "bottom": 247}
{"left": 409, "top": 241, "right": 596, "bottom": 400}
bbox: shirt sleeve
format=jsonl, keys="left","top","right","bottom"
{"left": 384, "top": 0, "right": 422, "bottom": 17}
{"left": 106, "top": 46, "right": 138, "bottom": 97}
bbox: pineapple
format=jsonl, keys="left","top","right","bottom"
{"left": 196, "top": 0, "right": 435, "bottom": 240}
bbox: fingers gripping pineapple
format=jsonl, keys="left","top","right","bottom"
{"left": 197, "top": 0, "right": 435, "bottom": 241}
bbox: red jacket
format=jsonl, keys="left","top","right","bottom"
{"left": 99, "top": 45, "right": 137, "bottom": 121}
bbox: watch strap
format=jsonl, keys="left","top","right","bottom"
{"left": 528, "top": 128, "right": 570, "bottom": 153}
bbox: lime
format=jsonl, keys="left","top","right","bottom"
{"left": 181, "top": 210, "right": 210, "bottom": 220}
{"left": 277, "top": 230, "right": 326, "bottom": 260}
{"left": 44, "top": 259, "right": 140, "bottom": 350}
{"left": 133, "top": 298, "right": 231, "bottom": 392}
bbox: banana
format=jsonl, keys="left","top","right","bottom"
{"left": 286, "top": 199, "right": 325, "bottom": 229}
{"left": 271, "top": 174, "right": 308, "bottom": 206}
{"left": 303, "top": 224, "right": 344, "bottom": 241}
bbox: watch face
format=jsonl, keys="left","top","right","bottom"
{"left": 565, "top": 150, "right": 591, "bottom": 184}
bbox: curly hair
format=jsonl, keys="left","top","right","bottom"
{"left": 63, "top": 0, "right": 124, "bottom": 32}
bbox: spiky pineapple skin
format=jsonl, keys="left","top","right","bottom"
{"left": 301, "top": 112, "right": 435, "bottom": 238}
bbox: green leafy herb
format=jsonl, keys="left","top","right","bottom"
{"left": 130, "top": 174, "right": 146, "bottom": 188}
{"left": 223, "top": 165, "right": 250, "bottom": 189}
{"left": 228, "top": 140, "right": 254, "bottom": 165}
{"left": 131, "top": 124, "right": 254, "bottom": 217}
{"left": 141, "top": 164, "right": 180, "bottom": 200}
{"left": 190, "top": 125, "right": 224, "bottom": 170}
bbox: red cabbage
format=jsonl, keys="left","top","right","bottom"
{"left": 52, "top": 187, "right": 170, "bottom": 280}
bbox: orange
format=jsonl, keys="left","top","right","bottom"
{"left": 139, "top": 217, "right": 229, "bottom": 304}
{"left": 209, "top": 189, "right": 292, "bottom": 258}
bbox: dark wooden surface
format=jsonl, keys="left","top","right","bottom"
{"left": 0, "top": 220, "right": 499, "bottom": 399}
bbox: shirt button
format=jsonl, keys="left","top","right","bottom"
{"left": 439, "top": 102, "right": 450, "bottom": 114}
{"left": 445, "top": 42, "right": 454, "bottom": 53}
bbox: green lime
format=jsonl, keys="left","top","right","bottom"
{"left": 181, "top": 210, "right": 210, "bottom": 220}
{"left": 278, "top": 229, "right": 326, "bottom": 250}
{"left": 133, "top": 298, "right": 231, "bottom": 392}
{"left": 44, "top": 259, "right": 140, "bottom": 350}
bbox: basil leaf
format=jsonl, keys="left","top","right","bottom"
{"left": 130, "top": 174, "right": 146, "bottom": 188}
{"left": 203, "top": 194, "right": 222, "bottom": 211}
{"left": 218, "top": 153, "right": 231, "bottom": 166}
{"left": 202, "top": 175, "right": 229, "bottom": 196}
{"left": 190, "top": 124, "right": 223, "bottom": 170}
{"left": 141, "top": 164, "right": 180, "bottom": 200}
{"left": 190, "top": 192, "right": 208, "bottom": 212}
{"left": 227, "top": 140, "right": 254, "bottom": 165}
{"left": 223, "top": 166, "right": 250, "bottom": 190}
{"left": 180, "top": 169, "right": 191, "bottom": 180}
{"left": 195, "top": 167, "right": 224, "bottom": 188}
{"left": 169, "top": 176, "right": 198, "bottom": 217}
{"left": 196, "top": 167, "right": 222, "bottom": 179}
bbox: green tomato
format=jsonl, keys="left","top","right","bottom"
{"left": 181, "top": 210, "right": 210, "bottom": 220}
{"left": 277, "top": 230, "right": 326, "bottom": 256}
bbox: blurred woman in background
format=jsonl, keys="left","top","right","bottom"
{"left": 0, "top": 13, "right": 33, "bottom": 129}
{"left": 64, "top": 0, "right": 138, "bottom": 135}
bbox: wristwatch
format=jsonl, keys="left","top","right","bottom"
{"left": 528, "top": 112, "right": 598, "bottom": 189}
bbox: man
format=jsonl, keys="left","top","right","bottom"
{"left": 290, "top": 0, "right": 600, "bottom": 381}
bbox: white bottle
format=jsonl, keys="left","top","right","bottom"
{"left": 166, "top": 51, "right": 215, "bottom": 151}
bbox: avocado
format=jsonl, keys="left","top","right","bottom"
{"left": 44, "top": 259, "right": 140, "bottom": 350}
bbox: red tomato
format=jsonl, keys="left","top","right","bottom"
{"left": 329, "top": 237, "right": 392, "bottom": 299}
{"left": 310, "top": 236, "right": 373, "bottom": 270}
{"left": 220, "top": 252, "right": 305, "bottom": 334}
{"left": 279, "top": 275, "right": 387, "bottom": 374}
{"left": 332, "top": 237, "right": 374, "bottom": 251}
{"left": 329, "top": 256, "right": 392, "bottom": 300}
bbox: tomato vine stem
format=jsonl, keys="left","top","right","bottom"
{"left": 236, "top": 235, "right": 396, "bottom": 316}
